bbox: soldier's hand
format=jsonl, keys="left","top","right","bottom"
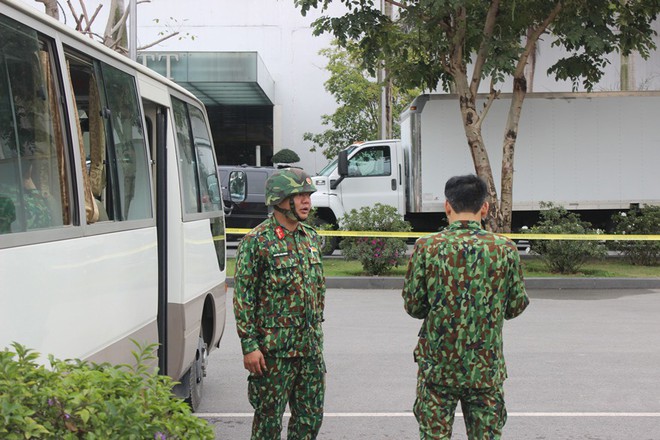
{"left": 244, "top": 349, "right": 267, "bottom": 376}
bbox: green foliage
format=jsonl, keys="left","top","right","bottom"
{"left": 525, "top": 203, "right": 606, "bottom": 274}
{"left": 271, "top": 148, "right": 301, "bottom": 165}
{"left": 295, "top": 0, "right": 660, "bottom": 233}
{"left": 0, "top": 342, "right": 214, "bottom": 440}
{"left": 338, "top": 203, "right": 411, "bottom": 275}
{"left": 611, "top": 205, "right": 660, "bottom": 266}
{"left": 306, "top": 207, "right": 339, "bottom": 255}
{"left": 296, "top": 1, "right": 660, "bottom": 93}
{"left": 304, "top": 41, "right": 419, "bottom": 159}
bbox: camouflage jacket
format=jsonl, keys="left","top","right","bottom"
{"left": 233, "top": 216, "right": 325, "bottom": 358}
{"left": 402, "top": 220, "right": 529, "bottom": 388}
{"left": 0, "top": 185, "right": 52, "bottom": 233}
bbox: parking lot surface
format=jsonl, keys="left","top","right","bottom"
{"left": 198, "top": 288, "right": 660, "bottom": 439}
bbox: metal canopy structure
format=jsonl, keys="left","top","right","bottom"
{"left": 138, "top": 51, "right": 275, "bottom": 106}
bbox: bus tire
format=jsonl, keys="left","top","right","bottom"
{"left": 185, "top": 329, "right": 208, "bottom": 411}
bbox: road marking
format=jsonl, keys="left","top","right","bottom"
{"left": 196, "top": 412, "right": 660, "bottom": 418}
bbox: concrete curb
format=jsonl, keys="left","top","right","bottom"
{"left": 227, "top": 277, "right": 660, "bottom": 290}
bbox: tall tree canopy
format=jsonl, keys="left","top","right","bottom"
{"left": 294, "top": 0, "right": 660, "bottom": 232}
{"left": 305, "top": 41, "right": 418, "bottom": 159}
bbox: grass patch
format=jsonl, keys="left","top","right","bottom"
{"left": 226, "top": 256, "right": 660, "bottom": 278}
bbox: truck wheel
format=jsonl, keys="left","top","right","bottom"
{"left": 184, "top": 328, "right": 208, "bottom": 412}
{"left": 315, "top": 219, "right": 338, "bottom": 256}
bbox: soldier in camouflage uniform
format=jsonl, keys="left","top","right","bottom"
{"left": 233, "top": 167, "right": 326, "bottom": 440}
{"left": 402, "top": 174, "right": 529, "bottom": 440}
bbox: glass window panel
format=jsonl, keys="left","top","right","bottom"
{"left": 100, "top": 63, "right": 151, "bottom": 221}
{"left": 189, "top": 105, "right": 221, "bottom": 213}
{"left": 172, "top": 97, "right": 200, "bottom": 214}
{"left": 0, "top": 16, "right": 70, "bottom": 234}
{"left": 348, "top": 146, "right": 391, "bottom": 177}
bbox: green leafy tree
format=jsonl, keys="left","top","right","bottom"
{"left": 295, "top": 0, "right": 660, "bottom": 231}
{"left": 304, "top": 41, "right": 419, "bottom": 159}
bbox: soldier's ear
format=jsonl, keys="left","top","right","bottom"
{"left": 444, "top": 200, "right": 453, "bottom": 216}
{"left": 480, "top": 202, "right": 489, "bottom": 218}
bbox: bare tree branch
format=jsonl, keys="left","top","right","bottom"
{"left": 35, "top": 0, "right": 60, "bottom": 19}
{"left": 384, "top": 0, "right": 406, "bottom": 9}
{"left": 475, "top": 80, "right": 500, "bottom": 130}
{"left": 110, "top": 3, "right": 131, "bottom": 39}
{"left": 514, "top": 2, "right": 562, "bottom": 78}
{"left": 138, "top": 31, "right": 180, "bottom": 50}
{"left": 84, "top": 4, "right": 103, "bottom": 34}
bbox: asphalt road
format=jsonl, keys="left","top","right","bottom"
{"left": 197, "top": 288, "right": 660, "bottom": 439}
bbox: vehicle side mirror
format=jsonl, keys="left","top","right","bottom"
{"left": 338, "top": 150, "right": 349, "bottom": 177}
{"left": 331, "top": 150, "right": 349, "bottom": 190}
{"left": 228, "top": 171, "right": 247, "bottom": 203}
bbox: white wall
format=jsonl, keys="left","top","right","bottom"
{"left": 130, "top": 0, "right": 347, "bottom": 175}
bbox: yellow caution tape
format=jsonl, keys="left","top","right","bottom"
{"left": 225, "top": 228, "right": 660, "bottom": 241}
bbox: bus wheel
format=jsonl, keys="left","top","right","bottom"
{"left": 185, "top": 329, "right": 208, "bottom": 411}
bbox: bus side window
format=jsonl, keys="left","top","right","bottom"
{"left": 0, "top": 17, "right": 71, "bottom": 234}
{"left": 189, "top": 105, "right": 221, "bottom": 212}
{"left": 172, "top": 98, "right": 200, "bottom": 214}
{"left": 66, "top": 54, "right": 152, "bottom": 223}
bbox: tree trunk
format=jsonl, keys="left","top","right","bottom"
{"left": 499, "top": 76, "right": 527, "bottom": 233}
{"left": 35, "top": 0, "right": 59, "bottom": 19}
{"left": 457, "top": 96, "right": 501, "bottom": 232}
{"left": 103, "top": 0, "right": 127, "bottom": 52}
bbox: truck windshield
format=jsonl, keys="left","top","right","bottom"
{"left": 317, "top": 145, "right": 357, "bottom": 176}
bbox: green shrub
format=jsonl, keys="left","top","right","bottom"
{"left": 271, "top": 148, "right": 300, "bottom": 165}
{"left": 610, "top": 205, "right": 660, "bottom": 266}
{"left": 0, "top": 342, "right": 214, "bottom": 440}
{"left": 306, "top": 207, "right": 339, "bottom": 255}
{"left": 338, "top": 203, "right": 411, "bottom": 275}
{"left": 525, "top": 203, "right": 607, "bottom": 274}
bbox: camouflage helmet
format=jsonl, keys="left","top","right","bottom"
{"left": 265, "top": 168, "right": 316, "bottom": 206}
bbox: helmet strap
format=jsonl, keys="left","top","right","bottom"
{"left": 290, "top": 197, "right": 305, "bottom": 222}
{"left": 272, "top": 199, "right": 301, "bottom": 222}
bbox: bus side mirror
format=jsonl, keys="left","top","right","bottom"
{"left": 228, "top": 171, "right": 247, "bottom": 203}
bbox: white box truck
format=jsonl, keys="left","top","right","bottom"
{"left": 310, "top": 91, "right": 660, "bottom": 237}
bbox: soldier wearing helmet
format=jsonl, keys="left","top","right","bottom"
{"left": 233, "top": 167, "right": 326, "bottom": 439}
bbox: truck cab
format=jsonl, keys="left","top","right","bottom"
{"left": 311, "top": 140, "right": 406, "bottom": 231}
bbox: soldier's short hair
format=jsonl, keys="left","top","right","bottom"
{"left": 444, "top": 174, "right": 487, "bottom": 214}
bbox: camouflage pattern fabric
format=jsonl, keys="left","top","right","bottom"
{"left": 234, "top": 215, "right": 326, "bottom": 439}
{"left": 414, "top": 375, "right": 506, "bottom": 440}
{"left": 234, "top": 215, "right": 325, "bottom": 357}
{"left": 0, "top": 194, "right": 16, "bottom": 233}
{"left": 0, "top": 185, "right": 52, "bottom": 232}
{"left": 248, "top": 355, "right": 325, "bottom": 440}
{"left": 265, "top": 168, "right": 316, "bottom": 206}
{"left": 402, "top": 220, "right": 529, "bottom": 439}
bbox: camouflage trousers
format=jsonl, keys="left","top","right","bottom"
{"left": 413, "top": 375, "right": 507, "bottom": 440}
{"left": 248, "top": 354, "right": 325, "bottom": 440}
